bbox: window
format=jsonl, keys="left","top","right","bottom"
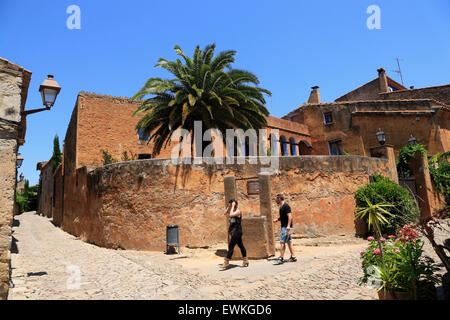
{"left": 280, "top": 136, "right": 289, "bottom": 156}
{"left": 323, "top": 112, "right": 333, "bottom": 125}
{"left": 328, "top": 140, "right": 343, "bottom": 155}
{"left": 289, "top": 138, "right": 297, "bottom": 156}
{"left": 138, "top": 129, "right": 150, "bottom": 142}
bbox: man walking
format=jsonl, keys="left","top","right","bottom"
{"left": 272, "top": 194, "right": 297, "bottom": 264}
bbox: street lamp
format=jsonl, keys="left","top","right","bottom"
{"left": 408, "top": 134, "right": 417, "bottom": 146}
{"left": 21, "top": 75, "right": 61, "bottom": 116}
{"left": 376, "top": 128, "right": 386, "bottom": 146}
{"left": 16, "top": 153, "right": 24, "bottom": 168}
{"left": 39, "top": 75, "right": 61, "bottom": 107}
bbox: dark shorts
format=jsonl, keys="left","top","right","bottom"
{"left": 280, "top": 227, "right": 292, "bottom": 243}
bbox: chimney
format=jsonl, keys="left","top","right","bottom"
{"left": 377, "top": 68, "right": 389, "bottom": 93}
{"left": 308, "top": 86, "right": 321, "bottom": 104}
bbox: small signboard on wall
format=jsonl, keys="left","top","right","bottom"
{"left": 247, "top": 180, "right": 260, "bottom": 195}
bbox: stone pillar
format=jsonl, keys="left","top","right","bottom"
{"left": 259, "top": 172, "right": 275, "bottom": 256}
{"left": 408, "top": 151, "right": 435, "bottom": 220}
{"left": 370, "top": 144, "right": 398, "bottom": 183}
{"left": 224, "top": 176, "right": 236, "bottom": 205}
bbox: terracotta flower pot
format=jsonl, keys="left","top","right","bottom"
{"left": 378, "top": 289, "right": 412, "bottom": 300}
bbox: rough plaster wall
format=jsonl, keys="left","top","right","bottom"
{"left": 0, "top": 67, "right": 22, "bottom": 299}
{"left": 0, "top": 136, "right": 16, "bottom": 299}
{"left": 0, "top": 71, "right": 22, "bottom": 122}
{"left": 60, "top": 156, "right": 395, "bottom": 251}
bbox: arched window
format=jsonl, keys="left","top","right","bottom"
{"left": 269, "top": 133, "right": 279, "bottom": 156}
{"left": 289, "top": 138, "right": 297, "bottom": 156}
{"left": 280, "top": 136, "right": 289, "bottom": 156}
{"left": 299, "top": 140, "right": 312, "bottom": 155}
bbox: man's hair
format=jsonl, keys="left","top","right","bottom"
{"left": 229, "top": 199, "right": 238, "bottom": 208}
{"left": 276, "top": 194, "right": 284, "bottom": 200}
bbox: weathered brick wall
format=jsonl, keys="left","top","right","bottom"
{"left": 62, "top": 93, "right": 312, "bottom": 173}
{"left": 75, "top": 93, "right": 159, "bottom": 168}
{"left": 291, "top": 100, "right": 448, "bottom": 157}
{"left": 39, "top": 161, "right": 54, "bottom": 218}
{"left": 52, "top": 165, "right": 63, "bottom": 227}
{"left": 60, "top": 156, "right": 395, "bottom": 252}
{"left": 335, "top": 78, "right": 382, "bottom": 102}
{"left": 379, "top": 84, "right": 450, "bottom": 105}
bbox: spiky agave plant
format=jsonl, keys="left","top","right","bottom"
{"left": 356, "top": 198, "right": 394, "bottom": 262}
{"left": 132, "top": 44, "right": 271, "bottom": 156}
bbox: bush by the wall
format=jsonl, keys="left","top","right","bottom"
{"left": 355, "top": 175, "right": 419, "bottom": 235}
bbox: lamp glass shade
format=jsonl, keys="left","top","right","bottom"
{"left": 42, "top": 88, "right": 58, "bottom": 106}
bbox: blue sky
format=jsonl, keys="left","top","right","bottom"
{"left": 1, "top": 0, "right": 449, "bottom": 185}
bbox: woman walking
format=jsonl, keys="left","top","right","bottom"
{"left": 221, "top": 199, "right": 249, "bottom": 269}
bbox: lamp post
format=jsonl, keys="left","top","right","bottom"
{"left": 16, "top": 153, "right": 24, "bottom": 168}
{"left": 21, "top": 75, "right": 61, "bottom": 116}
{"left": 376, "top": 128, "right": 386, "bottom": 146}
{"left": 408, "top": 134, "right": 417, "bottom": 146}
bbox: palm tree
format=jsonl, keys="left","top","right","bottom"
{"left": 132, "top": 44, "right": 271, "bottom": 156}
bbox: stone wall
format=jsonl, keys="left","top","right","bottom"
{"left": 0, "top": 120, "right": 17, "bottom": 299}
{"left": 39, "top": 160, "right": 54, "bottom": 219}
{"left": 61, "top": 93, "right": 313, "bottom": 175}
{"left": 60, "top": 156, "right": 396, "bottom": 252}
{"left": 0, "top": 58, "right": 31, "bottom": 300}
{"left": 289, "top": 99, "right": 449, "bottom": 157}
{"left": 52, "top": 165, "right": 64, "bottom": 227}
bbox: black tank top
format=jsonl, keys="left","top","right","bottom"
{"left": 229, "top": 213, "right": 242, "bottom": 231}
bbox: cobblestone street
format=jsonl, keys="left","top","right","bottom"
{"left": 7, "top": 212, "right": 447, "bottom": 300}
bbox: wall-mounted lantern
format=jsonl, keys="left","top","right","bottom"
{"left": 16, "top": 153, "right": 24, "bottom": 168}
{"left": 376, "top": 128, "right": 386, "bottom": 146}
{"left": 21, "top": 75, "right": 61, "bottom": 116}
{"left": 408, "top": 134, "right": 417, "bottom": 146}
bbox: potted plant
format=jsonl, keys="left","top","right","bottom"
{"left": 358, "top": 227, "right": 441, "bottom": 300}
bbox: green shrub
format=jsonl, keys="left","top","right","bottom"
{"left": 397, "top": 144, "right": 427, "bottom": 178}
{"left": 428, "top": 151, "right": 450, "bottom": 206}
{"left": 355, "top": 175, "right": 419, "bottom": 235}
{"left": 15, "top": 180, "right": 38, "bottom": 214}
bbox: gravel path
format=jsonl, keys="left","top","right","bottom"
{"left": 7, "top": 212, "right": 448, "bottom": 300}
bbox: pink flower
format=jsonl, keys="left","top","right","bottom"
{"left": 367, "top": 236, "right": 375, "bottom": 241}
{"left": 388, "top": 235, "right": 396, "bottom": 239}
{"left": 373, "top": 249, "right": 381, "bottom": 255}
{"left": 360, "top": 251, "right": 365, "bottom": 255}
{"left": 381, "top": 237, "right": 386, "bottom": 242}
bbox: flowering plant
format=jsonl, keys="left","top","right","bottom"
{"left": 359, "top": 226, "right": 440, "bottom": 298}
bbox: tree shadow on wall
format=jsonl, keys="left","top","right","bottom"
{"left": 173, "top": 163, "right": 192, "bottom": 192}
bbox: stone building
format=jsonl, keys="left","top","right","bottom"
{"left": 36, "top": 67, "right": 448, "bottom": 258}
{"left": 61, "top": 92, "right": 312, "bottom": 172}
{"left": 284, "top": 68, "right": 450, "bottom": 157}
{"left": 0, "top": 57, "right": 31, "bottom": 299}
